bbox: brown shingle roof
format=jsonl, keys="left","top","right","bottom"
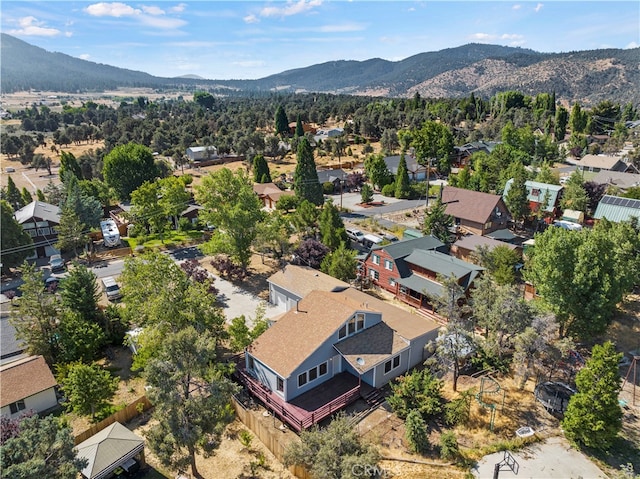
{"left": 453, "top": 234, "right": 519, "bottom": 252}
{"left": 267, "top": 264, "right": 350, "bottom": 299}
{"left": 0, "top": 356, "right": 57, "bottom": 407}
{"left": 441, "top": 186, "right": 504, "bottom": 225}
{"left": 334, "top": 322, "right": 409, "bottom": 374}
{"left": 248, "top": 287, "right": 439, "bottom": 378}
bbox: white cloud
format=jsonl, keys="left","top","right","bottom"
{"left": 625, "top": 41, "right": 639, "bottom": 49}
{"left": 244, "top": 14, "right": 259, "bottom": 24}
{"left": 470, "top": 33, "right": 493, "bottom": 41}
{"left": 8, "top": 16, "right": 61, "bottom": 37}
{"left": 534, "top": 3, "right": 544, "bottom": 13}
{"left": 512, "top": 4, "right": 522, "bottom": 10}
{"left": 79, "top": 54, "right": 91, "bottom": 60}
{"left": 65, "top": 31, "right": 73, "bottom": 37}
{"left": 85, "top": 2, "right": 141, "bottom": 17}
{"left": 139, "top": 15, "right": 187, "bottom": 29}
{"left": 170, "top": 3, "right": 187, "bottom": 13}
{"left": 141, "top": 5, "right": 165, "bottom": 16}
{"left": 500, "top": 33, "right": 524, "bottom": 41}
{"left": 469, "top": 32, "right": 525, "bottom": 46}
{"left": 260, "top": 0, "right": 323, "bottom": 18}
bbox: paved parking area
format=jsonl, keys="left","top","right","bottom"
{"left": 472, "top": 436, "right": 607, "bottom": 479}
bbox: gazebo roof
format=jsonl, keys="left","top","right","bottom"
{"left": 75, "top": 422, "right": 144, "bottom": 479}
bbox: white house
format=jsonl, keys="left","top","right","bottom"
{"left": 0, "top": 356, "right": 58, "bottom": 417}
{"left": 186, "top": 146, "right": 218, "bottom": 161}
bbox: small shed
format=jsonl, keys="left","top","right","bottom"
{"left": 75, "top": 422, "right": 145, "bottom": 479}
{"left": 561, "top": 209, "right": 584, "bottom": 224}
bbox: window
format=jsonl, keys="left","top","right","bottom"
{"left": 384, "top": 259, "right": 393, "bottom": 271}
{"left": 389, "top": 278, "right": 396, "bottom": 287}
{"left": 319, "top": 362, "right": 328, "bottom": 376}
{"left": 309, "top": 368, "right": 318, "bottom": 381}
{"left": 369, "top": 269, "right": 379, "bottom": 281}
{"left": 247, "top": 356, "right": 255, "bottom": 370}
{"left": 277, "top": 377, "right": 284, "bottom": 392}
{"left": 298, "top": 372, "right": 307, "bottom": 387}
{"left": 356, "top": 313, "right": 364, "bottom": 331}
{"left": 383, "top": 355, "right": 401, "bottom": 374}
{"left": 9, "top": 399, "right": 25, "bottom": 414}
{"left": 372, "top": 254, "right": 380, "bottom": 265}
{"left": 339, "top": 325, "right": 347, "bottom": 339}
{"left": 399, "top": 285, "right": 407, "bottom": 294}
{"left": 347, "top": 317, "right": 356, "bottom": 335}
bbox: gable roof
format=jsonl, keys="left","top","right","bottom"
{"left": 267, "top": 265, "right": 349, "bottom": 300}
{"left": 13, "top": 201, "right": 61, "bottom": 225}
{"left": 0, "top": 355, "right": 57, "bottom": 407}
{"left": 333, "top": 322, "right": 409, "bottom": 374}
{"left": 591, "top": 170, "right": 640, "bottom": 190}
{"left": 576, "top": 154, "right": 625, "bottom": 171}
{"left": 441, "top": 186, "right": 506, "bottom": 224}
{"left": 503, "top": 179, "right": 563, "bottom": 212}
{"left": 594, "top": 195, "right": 640, "bottom": 223}
{"left": 253, "top": 182, "right": 284, "bottom": 196}
{"left": 404, "top": 249, "right": 483, "bottom": 281}
{"left": 453, "top": 234, "right": 519, "bottom": 253}
{"left": 75, "top": 422, "right": 144, "bottom": 479}
{"left": 383, "top": 155, "right": 427, "bottom": 175}
{"left": 317, "top": 169, "right": 346, "bottom": 184}
{"left": 371, "top": 235, "right": 444, "bottom": 260}
{"left": 248, "top": 288, "right": 439, "bottom": 378}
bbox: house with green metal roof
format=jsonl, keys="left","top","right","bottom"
{"left": 503, "top": 179, "right": 563, "bottom": 216}
{"left": 363, "top": 235, "right": 482, "bottom": 315}
{"left": 594, "top": 195, "right": 640, "bottom": 223}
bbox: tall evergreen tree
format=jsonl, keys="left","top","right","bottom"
{"left": 56, "top": 207, "right": 88, "bottom": 257}
{"left": 252, "top": 154, "right": 271, "bottom": 183}
{"left": 293, "top": 137, "right": 323, "bottom": 206}
{"left": 59, "top": 151, "right": 82, "bottom": 182}
{"left": 505, "top": 165, "right": 530, "bottom": 225}
{"left": 21, "top": 187, "right": 33, "bottom": 205}
{"left": 0, "top": 200, "right": 34, "bottom": 270}
{"left": 562, "top": 341, "right": 622, "bottom": 451}
{"left": 275, "top": 105, "right": 289, "bottom": 136}
{"left": 423, "top": 197, "right": 453, "bottom": 244}
{"left": 295, "top": 115, "right": 304, "bottom": 137}
{"left": 4, "top": 176, "right": 25, "bottom": 210}
{"left": 394, "top": 154, "right": 411, "bottom": 199}
{"left": 555, "top": 105, "right": 569, "bottom": 140}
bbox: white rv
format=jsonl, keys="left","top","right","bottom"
{"left": 100, "top": 219, "right": 121, "bottom": 248}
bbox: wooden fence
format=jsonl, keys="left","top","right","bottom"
{"left": 232, "top": 397, "right": 311, "bottom": 479}
{"left": 74, "top": 396, "right": 152, "bottom": 445}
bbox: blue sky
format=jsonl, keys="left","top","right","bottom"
{"left": 2, "top": 1, "right": 639, "bottom": 80}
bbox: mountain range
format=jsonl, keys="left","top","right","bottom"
{"left": 1, "top": 33, "right": 638, "bottom": 105}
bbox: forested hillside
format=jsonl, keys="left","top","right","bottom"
{"left": 2, "top": 33, "right": 639, "bottom": 105}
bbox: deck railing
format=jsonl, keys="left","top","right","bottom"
{"left": 238, "top": 369, "right": 360, "bottom": 432}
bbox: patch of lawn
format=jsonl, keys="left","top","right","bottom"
{"left": 125, "top": 230, "right": 205, "bottom": 251}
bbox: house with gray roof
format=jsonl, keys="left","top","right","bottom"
{"left": 13, "top": 200, "right": 61, "bottom": 258}
{"left": 451, "top": 234, "right": 521, "bottom": 263}
{"left": 591, "top": 170, "right": 640, "bottom": 191}
{"left": 362, "top": 234, "right": 481, "bottom": 313}
{"left": 242, "top": 287, "right": 440, "bottom": 431}
{"left": 383, "top": 155, "right": 428, "bottom": 181}
{"left": 575, "top": 154, "right": 635, "bottom": 173}
{"left": 594, "top": 195, "right": 640, "bottom": 223}
{"left": 186, "top": 145, "right": 218, "bottom": 161}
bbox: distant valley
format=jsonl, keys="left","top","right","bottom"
{"left": 1, "top": 33, "right": 638, "bottom": 105}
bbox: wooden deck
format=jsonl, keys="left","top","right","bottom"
{"left": 237, "top": 369, "right": 365, "bottom": 432}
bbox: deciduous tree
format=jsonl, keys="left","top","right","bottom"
{"left": 102, "top": 143, "right": 159, "bottom": 201}
{"left": 412, "top": 121, "right": 455, "bottom": 174}
{"left": 318, "top": 200, "right": 347, "bottom": 250}
{"left": 58, "top": 362, "right": 118, "bottom": 421}
{"left": 320, "top": 242, "right": 357, "bottom": 282}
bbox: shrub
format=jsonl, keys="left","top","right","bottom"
{"left": 239, "top": 429, "right": 253, "bottom": 449}
{"left": 381, "top": 184, "right": 395, "bottom": 197}
{"left": 322, "top": 182, "right": 335, "bottom": 194}
{"left": 405, "top": 409, "right": 430, "bottom": 454}
{"left": 439, "top": 431, "right": 460, "bottom": 461}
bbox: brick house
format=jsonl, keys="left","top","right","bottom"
{"left": 441, "top": 186, "right": 511, "bottom": 236}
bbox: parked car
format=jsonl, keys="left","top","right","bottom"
{"left": 346, "top": 228, "right": 365, "bottom": 243}
{"left": 49, "top": 254, "right": 65, "bottom": 272}
{"left": 101, "top": 276, "right": 122, "bottom": 301}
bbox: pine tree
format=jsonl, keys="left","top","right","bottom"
{"left": 252, "top": 154, "right": 271, "bottom": 183}
{"left": 275, "top": 105, "right": 289, "bottom": 136}
{"left": 295, "top": 115, "right": 304, "bottom": 137}
{"left": 21, "top": 187, "right": 33, "bottom": 205}
{"left": 505, "top": 165, "right": 530, "bottom": 225}
{"left": 293, "top": 137, "right": 323, "bottom": 206}
{"left": 318, "top": 200, "right": 347, "bottom": 250}
{"left": 423, "top": 197, "right": 453, "bottom": 244}
{"left": 395, "top": 154, "right": 411, "bottom": 199}
{"left": 59, "top": 151, "right": 82, "bottom": 182}
{"left": 4, "top": 176, "right": 25, "bottom": 210}
{"left": 562, "top": 341, "right": 622, "bottom": 451}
